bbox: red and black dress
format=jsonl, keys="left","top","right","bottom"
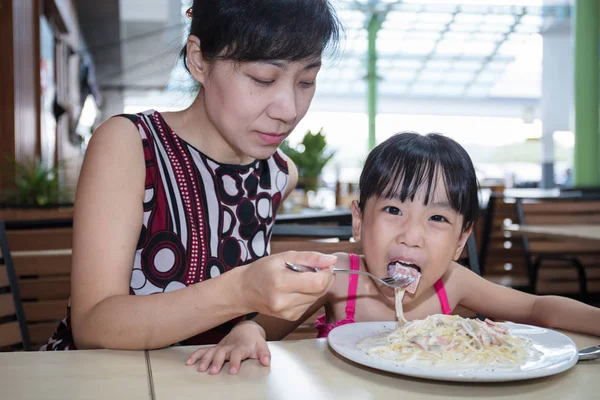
{"left": 41, "top": 110, "right": 289, "bottom": 350}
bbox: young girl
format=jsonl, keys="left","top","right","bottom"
{"left": 42, "top": 0, "right": 342, "bottom": 351}
{"left": 187, "top": 132, "right": 600, "bottom": 374}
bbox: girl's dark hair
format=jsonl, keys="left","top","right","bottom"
{"left": 180, "top": 0, "right": 341, "bottom": 70}
{"left": 358, "top": 132, "right": 480, "bottom": 232}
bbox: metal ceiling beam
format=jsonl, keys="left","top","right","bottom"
{"left": 336, "top": 52, "right": 515, "bottom": 63}
{"left": 310, "top": 93, "right": 538, "bottom": 118}
{"left": 405, "top": 8, "right": 459, "bottom": 94}
{"left": 338, "top": 1, "right": 570, "bottom": 18}
{"left": 462, "top": 8, "right": 525, "bottom": 95}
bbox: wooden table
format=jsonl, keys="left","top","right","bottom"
{"left": 506, "top": 224, "right": 600, "bottom": 242}
{"left": 272, "top": 224, "right": 353, "bottom": 240}
{"left": 1, "top": 331, "right": 597, "bottom": 399}
{"left": 148, "top": 332, "right": 599, "bottom": 400}
{"left": 0, "top": 349, "right": 151, "bottom": 399}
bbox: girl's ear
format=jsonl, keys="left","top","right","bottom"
{"left": 186, "top": 35, "right": 209, "bottom": 85}
{"left": 351, "top": 200, "right": 362, "bottom": 241}
{"left": 453, "top": 225, "right": 473, "bottom": 261}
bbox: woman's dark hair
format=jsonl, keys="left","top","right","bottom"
{"left": 180, "top": 0, "right": 341, "bottom": 70}
{"left": 358, "top": 132, "right": 480, "bottom": 232}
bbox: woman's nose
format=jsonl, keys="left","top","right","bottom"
{"left": 268, "top": 86, "right": 298, "bottom": 123}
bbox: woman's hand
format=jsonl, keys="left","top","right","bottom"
{"left": 241, "top": 251, "right": 336, "bottom": 321}
{"left": 185, "top": 320, "right": 270, "bottom": 375}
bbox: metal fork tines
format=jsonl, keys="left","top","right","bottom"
{"left": 284, "top": 262, "right": 415, "bottom": 289}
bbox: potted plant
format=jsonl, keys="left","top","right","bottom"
{"left": 280, "top": 128, "right": 335, "bottom": 193}
{"left": 0, "top": 157, "right": 74, "bottom": 221}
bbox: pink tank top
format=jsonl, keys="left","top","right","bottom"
{"left": 315, "top": 254, "right": 451, "bottom": 338}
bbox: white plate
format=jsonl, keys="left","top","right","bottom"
{"left": 328, "top": 321, "right": 578, "bottom": 382}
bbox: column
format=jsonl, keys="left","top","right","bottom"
{"left": 540, "top": 23, "right": 572, "bottom": 188}
{"left": 366, "top": 13, "right": 383, "bottom": 151}
{"left": 573, "top": 0, "right": 600, "bottom": 187}
{"left": 0, "top": 0, "right": 41, "bottom": 192}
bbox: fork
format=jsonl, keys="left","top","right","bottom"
{"left": 579, "top": 345, "right": 600, "bottom": 361}
{"left": 284, "top": 261, "right": 415, "bottom": 289}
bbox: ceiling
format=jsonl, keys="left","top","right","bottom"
{"left": 95, "top": 0, "right": 573, "bottom": 116}
{"left": 316, "top": 0, "right": 571, "bottom": 101}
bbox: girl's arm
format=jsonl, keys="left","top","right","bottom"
{"left": 253, "top": 295, "right": 328, "bottom": 341}
{"left": 71, "top": 117, "right": 336, "bottom": 350}
{"left": 453, "top": 266, "right": 600, "bottom": 336}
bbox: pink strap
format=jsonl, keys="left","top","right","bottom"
{"left": 344, "top": 254, "right": 360, "bottom": 320}
{"left": 434, "top": 279, "right": 452, "bottom": 315}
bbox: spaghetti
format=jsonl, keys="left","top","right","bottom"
{"left": 364, "top": 314, "right": 533, "bottom": 366}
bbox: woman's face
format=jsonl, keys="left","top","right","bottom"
{"left": 199, "top": 57, "right": 321, "bottom": 161}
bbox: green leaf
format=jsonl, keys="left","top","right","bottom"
{"left": 1, "top": 156, "right": 72, "bottom": 206}
{"left": 281, "top": 128, "right": 335, "bottom": 190}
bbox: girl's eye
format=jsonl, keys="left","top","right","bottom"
{"left": 430, "top": 215, "right": 449, "bottom": 223}
{"left": 384, "top": 206, "right": 402, "bottom": 215}
{"left": 251, "top": 77, "right": 274, "bottom": 86}
{"left": 299, "top": 81, "right": 315, "bottom": 88}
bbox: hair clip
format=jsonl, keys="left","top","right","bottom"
{"left": 186, "top": 7, "right": 193, "bottom": 19}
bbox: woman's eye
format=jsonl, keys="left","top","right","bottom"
{"left": 251, "top": 77, "right": 274, "bottom": 86}
{"left": 430, "top": 215, "right": 449, "bottom": 223}
{"left": 384, "top": 206, "right": 401, "bottom": 215}
{"left": 299, "top": 81, "right": 315, "bottom": 88}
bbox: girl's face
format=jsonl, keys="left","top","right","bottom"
{"left": 351, "top": 176, "right": 472, "bottom": 303}
{"left": 197, "top": 55, "right": 321, "bottom": 161}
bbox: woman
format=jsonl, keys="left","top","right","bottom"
{"left": 42, "top": 0, "right": 342, "bottom": 351}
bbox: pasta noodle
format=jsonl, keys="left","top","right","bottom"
{"left": 395, "top": 288, "right": 407, "bottom": 326}
{"left": 359, "top": 288, "right": 536, "bottom": 368}
{"left": 365, "top": 314, "right": 532, "bottom": 366}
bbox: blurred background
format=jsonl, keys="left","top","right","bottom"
{"left": 3, "top": 0, "right": 596, "bottom": 207}
{"left": 2, "top": 1, "right": 600, "bottom": 347}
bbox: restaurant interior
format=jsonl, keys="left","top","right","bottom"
{"left": 1, "top": 0, "right": 598, "bottom": 398}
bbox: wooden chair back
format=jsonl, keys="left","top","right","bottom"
{"left": 516, "top": 198, "right": 600, "bottom": 297}
{"left": 3, "top": 220, "right": 72, "bottom": 349}
{"left": 0, "top": 222, "right": 31, "bottom": 350}
{"left": 478, "top": 195, "right": 529, "bottom": 289}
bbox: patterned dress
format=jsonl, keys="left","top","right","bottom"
{"left": 41, "top": 110, "right": 289, "bottom": 350}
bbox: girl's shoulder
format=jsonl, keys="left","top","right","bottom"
{"left": 443, "top": 261, "right": 483, "bottom": 304}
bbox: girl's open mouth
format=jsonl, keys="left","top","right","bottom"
{"left": 387, "top": 261, "right": 421, "bottom": 294}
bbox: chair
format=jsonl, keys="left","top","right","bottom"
{"left": 478, "top": 194, "right": 530, "bottom": 289}
{"left": 0, "top": 221, "right": 31, "bottom": 350}
{"left": 463, "top": 232, "right": 481, "bottom": 276}
{"left": 515, "top": 198, "right": 600, "bottom": 302}
{"left": 3, "top": 219, "right": 73, "bottom": 349}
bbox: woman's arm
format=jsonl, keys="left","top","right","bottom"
{"left": 454, "top": 266, "right": 600, "bottom": 336}
{"left": 71, "top": 118, "right": 337, "bottom": 350}
{"left": 70, "top": 117, "right": 252, "bottom": 349}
